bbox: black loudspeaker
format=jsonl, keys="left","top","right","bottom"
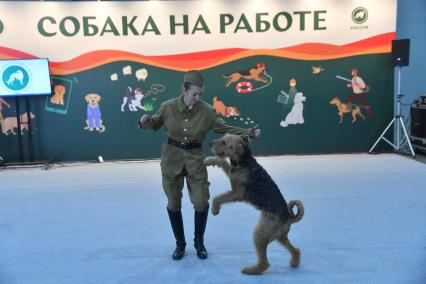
{"left": 391, "top": 39, "right": 410, "bottom": 67}
{"left": 411, "top": 105, "right": 426, "bottom": 138}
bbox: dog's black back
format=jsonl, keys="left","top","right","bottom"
{"left": 232, "top": 146, "right": 289, "bottom": 220}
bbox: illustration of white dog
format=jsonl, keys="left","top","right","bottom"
{"left": 121, "top": 87, "right": 145, "bottom": 112}
{"left": 6, "top": 70, "right": 24, "bottom": 86}
{"left": 280, "top": 92, "right": 306, "bottom": 127}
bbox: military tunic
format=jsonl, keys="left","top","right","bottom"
{"left": 141, "top": 95, "right": 251, "bottom": 211}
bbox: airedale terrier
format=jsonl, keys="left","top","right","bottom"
{"left": 204, "top": 134, "right": 304, "bottom": 275}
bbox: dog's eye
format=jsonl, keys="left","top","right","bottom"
{"left": 221, "top": 141, "right": 226, "bottom": 145}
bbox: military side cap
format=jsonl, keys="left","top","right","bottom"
{"left": 184, "top": 70, "right": 204, "bottom": 87}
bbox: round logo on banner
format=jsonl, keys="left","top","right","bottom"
{"left": 352, "top": 7, "right": 368, "bottom": 24}
{"left": 1, "top": 65, "right": 31, "bottom": 91}
{"left": 0, "top": 19, "right": 3, "bottom": 34}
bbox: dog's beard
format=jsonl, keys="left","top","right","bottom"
{"left": 216, "top": 151, "right": 227, "bottom": 158}
{"left": 210, "top": 146, "right": 227, "bottom": 158}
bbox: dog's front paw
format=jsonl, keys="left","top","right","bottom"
{"left": 211, "top": 205, "right": 220, "bottom": 216}
{"left": 204, "top": 157, "right": 217, "bottom": 167}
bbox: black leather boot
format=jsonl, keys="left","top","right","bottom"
{"left": 167, "top": 208, "right": 186, "bottom": 260}
{"left": 194, "top": 207, "right": 209, "bottom": 259}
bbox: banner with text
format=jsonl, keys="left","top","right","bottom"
{"left": 0, "top": 0, "right": 397, "bottom": 162}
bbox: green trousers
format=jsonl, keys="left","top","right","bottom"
{"left": 160, "top": 143, "right": 210, "bottom": 212}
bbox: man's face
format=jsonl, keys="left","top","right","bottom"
{"left": 183, "top": 84, "right": 203, "bottom": 107}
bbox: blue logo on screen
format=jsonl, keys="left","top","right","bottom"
{"left": 1, "top": 65, "right": 30, "bottom": 91}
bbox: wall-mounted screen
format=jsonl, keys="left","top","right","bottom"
{"left": 0, "top": 58, "right": 52, "bottom": 97}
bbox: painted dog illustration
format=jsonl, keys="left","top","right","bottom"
{"left": 6, "top": 70, "right": 24, "bottom": 86}
{"left": 223, "top": 63, "right": 268, "bottom": 87}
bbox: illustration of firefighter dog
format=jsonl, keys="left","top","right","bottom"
{"left": 205, "top": 134, "right": 304, "bottom": 275}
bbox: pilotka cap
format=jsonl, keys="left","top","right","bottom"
{"left": 184, "top": 70, "right": 204, "bottom": 87}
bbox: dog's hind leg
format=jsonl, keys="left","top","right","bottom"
{"left": 351, "top": 111, "right": 357, "bottom": 123}
{"left": 241, "top": 216, "right": 273, "bottom": 275}
{"left": 121, "top": 98, "right": 127, "bottom": 112}
{"left": 224, "top": 75, "right": 237, "bottom": 87}
{"left": 224, "top": 77, "right": 233, "bottom": 87}
{"left": 357, "top": 109, "right": 366, "bottom": 121}
{"left": 277, "top": 232, "right": 300, "bottom": 267}
{"left": 84, "top": 119, "right": 90, "bottom": 130}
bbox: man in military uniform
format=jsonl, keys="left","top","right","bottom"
{"left": 139, "top": 70, "right": 260, "bottom": 260}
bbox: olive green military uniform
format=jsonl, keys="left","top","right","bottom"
{"left": 140, "top": 96, "right": 251, "bottom": 212}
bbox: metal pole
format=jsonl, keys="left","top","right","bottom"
{"left": 399, "top": 117, "right": 416, "bottom": 156}
{"left": 369, "top": 66, "right": 415, "bottom": 157}
{"left": 25, "top": 97, "right": 34, "bottom": 162}
{"left": 14, "top": 97, "right": 24, "bottom": 163}
{"left": 397, "top": 67, "right": 401, "bottom": 98}
{"left": 396, "top": 67, "right": 401, "bottom": 150}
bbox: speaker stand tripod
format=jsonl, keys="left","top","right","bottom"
{"left": 369, "top": 67, "right": 415, "bottom": 157}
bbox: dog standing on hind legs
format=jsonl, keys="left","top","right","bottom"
{"left": 204, "top": 134, "right": 304, "bottom": 275}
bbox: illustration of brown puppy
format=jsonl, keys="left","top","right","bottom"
{"left": 223, "top": 63, "right": 268, "bottom": 87}
{"left": 213, "top": 96, "right": 240, "bottom": 117}
{"left": 50, "top": 85, "right": 66, "bottom": 105}
{"left": 329, "top": 96, "right": 368, "bottom": 123}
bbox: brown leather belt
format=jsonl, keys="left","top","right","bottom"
{"left": 167, "top": 138, "right": 202, "bottom": 150}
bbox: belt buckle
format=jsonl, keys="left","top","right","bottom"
{"left": 179, "top": 142, "right": 187, "bottom": 150}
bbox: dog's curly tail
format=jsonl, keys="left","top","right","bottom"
{"left": 288, "top": 200, "right": 304, "bottom": 224}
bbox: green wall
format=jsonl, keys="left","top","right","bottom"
{"left": 0, "top": 54, "right": 394, "bottom": 162}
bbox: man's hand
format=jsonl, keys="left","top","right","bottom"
{"left": 139, "top": 114, "right": 150, "bottom": 128}
{"left": 249, "top": 124, "right": 261, "bottom": 138}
